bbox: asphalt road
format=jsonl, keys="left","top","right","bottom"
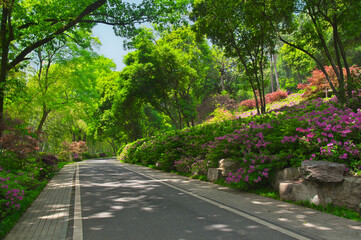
{"left": 77, "top": 159, "right": 309, "bottom": 240}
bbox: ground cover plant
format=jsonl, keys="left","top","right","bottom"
{"left": 118, "top": 91, "right": 361, "bottom": 192}
{"left": 0, "top": 160, "right": 72, "bottom": 238}
{"left": 0, "top": 118, "right": 73, "bottom": 238}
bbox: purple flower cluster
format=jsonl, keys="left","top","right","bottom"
{"left": 5, "top": 189, "right": 24, "bottom": 210}
{"left": 225, "top": 152, "right": 271, "bottom": 187}
{"left": 1, "top": 166, "right": 25, "bottom": 214}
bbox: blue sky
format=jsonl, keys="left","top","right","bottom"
{"left": 91, "top": 0, "right": 144, "bottom": 71}
{"left": 92, "top": 24, "right": 131, "bottom": 71}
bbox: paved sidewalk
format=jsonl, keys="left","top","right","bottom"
{"left": 4, "top": 164, "right": 76, "bottom": 240}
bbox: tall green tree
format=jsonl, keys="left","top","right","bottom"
{"left": 124, "top": 26, "right": 215, "bottom": 129}
{"left": 0, "top": 0, "right": 190, "bottom": 135}
{"left": 191, "top": 0, "right": 276, "bottom": 114}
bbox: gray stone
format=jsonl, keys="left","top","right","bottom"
{"left": 279, "top": 181, "right": 294, "bottom": 200}
{"left": 300, "top": 161, "right": 345, "bottom": 182}
{"left": 331, "top": 177, "right": 361, "bottom": 211}
{"left": 272, "top": 167, "right": 300, "bottom": 189}
{"left": 207, "top": 168, "right": 223, "bottom": 182}
{"left": 279, "top": 181, "right": 320, "bottom": 205}
{"left": 219, "top": 159, "right": 240, "bottom": 177}
{"left": 278, "top": 176, "right": 361, "bottom": 211}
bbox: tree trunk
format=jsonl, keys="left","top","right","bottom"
{"left": 297, "top": 69, "right": 302, "bottom": 83}
{"left": 270, "top": 55, "right": 274, "bottom": 92}
{"left": 0, "top": 4, "right": 11, "bottom": 138}
{"left": 272, "top": 54, "right": 280, "bottom": 89}
{"left": 37, "top": 105, "right": 50, "bottom": 133}
{"left": 220, "top": 63, "right": 226, "bottom": 92}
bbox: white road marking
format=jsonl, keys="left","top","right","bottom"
{"left": 122, "top": 165, "right": 310, "bottom": 240}
{"left": 73, "top": 163, "right": 83, "bottom": 240}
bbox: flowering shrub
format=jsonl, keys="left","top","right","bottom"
{"left": 265, "top": 90, "right": 288, "bottom": 103}
{"left": 174, "top": 157, "right": 209, "bottom": 175}
{"left": 39, "top": 154, "right": 59, "bottom": 166}
{"left": 298, "top": 65, "right": 361, "bottom": 99}
{"left": 226, "top": 152, "right": 272, "bottom": 190}
{"left": 239, "top": 99, "right": 257, "bottom": 110}
{"left": 0, "top": 167, "right": 25, "bottom": 218}
{"left": 59, "top": 141, "right": 88, "bottom": 161}
{"left": 37, "top": 154, "right": 59, "bottom": 179}
{"left": 119, "top": 91, "right": 361, "bottom": 189}
{"left": 0, "top": 116, "right": 41, "bottom": 170}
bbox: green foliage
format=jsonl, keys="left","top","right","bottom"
{"left": 119, "top": 93, "right": 361, "bottom": 191}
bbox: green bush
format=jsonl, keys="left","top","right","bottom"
{"left": 118, "top": 93, "right": 361, "bottom": 190}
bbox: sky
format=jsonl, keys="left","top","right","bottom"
{"left": 92, "top": 24, "right": 131, "bottom": 71}
{"left": 91, "top": 0, "right": 144, "bottom": 71}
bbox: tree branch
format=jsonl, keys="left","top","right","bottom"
{"left": 8, "top": 0, "right": 106, "bottom": 70}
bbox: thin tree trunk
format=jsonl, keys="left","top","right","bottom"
{"left": 270, "top": 55, "right": 274, "bottom": 92}
{"left": 297, "top": 69, "right": 302, "bottom": 83}
{"left": 37, "top": 104, "right": 50, "bottom": 132}
{"left": 272, "top": 54, "right": 280, "bottom": 89}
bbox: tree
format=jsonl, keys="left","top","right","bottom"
{"left": 191, "top": 0, "right": 277, "bottom": 114}
{"left": 267, "top": 0, "right": 361, "bottom": 103}
{"left": 120, "top": 27, "right": 214, "bottom": 129}
{"left": 279, "top": 43, "right": 315, "bottom": 84}
{"left": 0, "top": 0, "right": 191, "bottom": 136}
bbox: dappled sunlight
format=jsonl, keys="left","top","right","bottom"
{"left": 80, "top": 162, "right": 294, "bottom": 240}
{"left": 89, "top": 226, "right": 103, "bottom": 231}
{"left": 38, "top": 210, "right": 68, "bottom": 219}
{"left": 277, "top": 218, "right": 292, "bottom": 222}
{"left": 251, "top": 200, "right": 274, "bottom": 205}
{"left": 246, "top": 225, "right": 261, "bottom": 229}
{"left": 204, "top": 224, "right": 234, "bottom": 232}
{"left": 349, "top": 225, "right": 361, "bottom": 230}
{"left": 84, "top": 211, "right": 114, "bottom": 219}
{"left": 302, "top": 222, "right": 332, "bottom": 231}
{"left": 113, "top": 195, "right": 147, "bottom": 203}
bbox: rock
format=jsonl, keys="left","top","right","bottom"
{"left": 272, "top": 167, "right": 300, "bottom": 189}
{"left": 279, "top": 181, "right": 294, "bottom": 200}
{"left": 219, "top": 159, "right": 240, "bottom": 177}
{"left": 207, "top": 168, "right": 223, "bottom": 182}
{"left": 331, "top": 177, "right": 361, "bottom": 211}
{"left": 300, "top": 161, "right": 345, "bottom": 183}
{"left": 278, "top": 176, "right": 361, "bottom": 211}
{"left": 279, "top": 180, "right": 321, "bottom": 205}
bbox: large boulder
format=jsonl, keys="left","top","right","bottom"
{"left": 279, "top": 176, "right": 361, "bottom": 211}
{"left": 331, "top": 177, "right": 361, "bottom": 212}
{"left": 279, "top": 181, "right": 321, "bottom": 205}
{"left": 219, "top": 159, "right": 240, "bottom": 177}
{"left": 207, "top": 168, "right": 223, "bottom": 182}
{"left": 300, "top": 161, "right": 345, "bottom": 183}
